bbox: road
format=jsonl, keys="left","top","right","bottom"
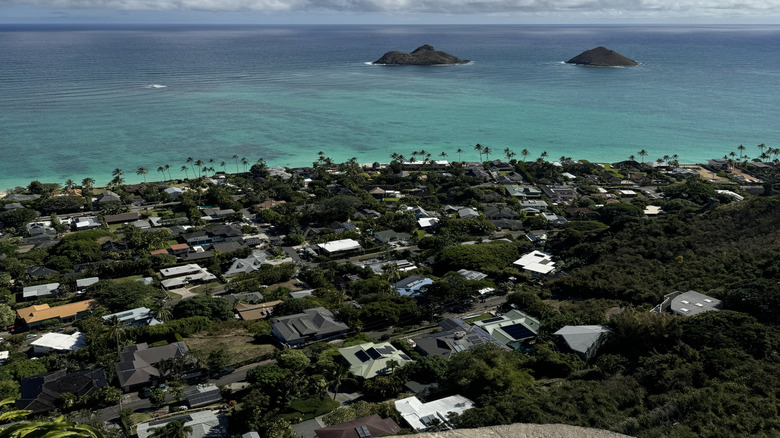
{"left": 99, "top": 360, "right": 271, "bottom": 422}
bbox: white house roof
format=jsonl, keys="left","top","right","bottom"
{"left": 22, "top": 283, "right": 60, "bottom": 299}
{"left": 160, "top": 264, "right": 208, "bottom": 278}
{"left": 513, "top": 250, "right": 556, "bottom": 275}
{"left": 103, "top": 307, "right": 161, "bottom": 325}
{"left": 394, "top": 395, "right": 475, "bottom": 431}
{"left": 317, "top": 239, "right": 361, "bottom": 254}
{"left": 31, "top": 332, "right": 87, "bottom": 352}
{"left": 418, "top": 217, "right": 439, "bottom": 228}
{"left": 76, "top": 277, "right": 100, "bottom": 288}
{"left": 136, "top": 410, "right": 224, "bottom": 438}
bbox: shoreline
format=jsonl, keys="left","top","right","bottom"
{"left": 0, "top": 157, "right": 735, "bottom": 197}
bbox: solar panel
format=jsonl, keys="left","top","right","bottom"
{"left": 187, "top": 389, "right": 222, "bottom": 407}
{"left": 355, "top": 425, "right": 372, "bottom": 438}
{"left": 375, "top": 346, "right": 395, "bottom": 354}
{"left": 355, "top": 350, "right": 371, "bottom": 363}
{"left": 501, "top": 323, "right": 536, "bottom": 340}
{"left": 366, "top": 348, "right": 382, "bottom": 360}
{"left": 399, "top": 354, "right": 411, "bottom": 361}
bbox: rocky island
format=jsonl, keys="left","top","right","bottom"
{"left": 373, "top": 44, "right": 468, "bottom": 65}
{"left": 566, "top": 46, "right": 637, "bottom": 67}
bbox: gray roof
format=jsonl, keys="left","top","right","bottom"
{"left": 115, "top": 342, "right": 189, "bottom": 388}
{"left": 457, "top": 269, "right": 488, "bottom": 281}
{"left": 103, "top": 212, "right": 141, "bottom": 224}
{"left": 670, "top": 290, "right": 722, "bottom": 316}
{"left": 554, "top": 325, "right": 610, "bottom": 356}
{"left": 414, "top": 318, "right": 503, "bottom": 358}
{"left": 272, "top": 307, "right": 348, "bottom": 345}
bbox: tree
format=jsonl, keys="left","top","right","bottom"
{"left": 474, "top": 143, "right": 483, "bottom": 161}
{"left": 137, "top": 167, "right": 148, "bottom": 183}
{"left": 157, "top": 166, "right": 166, "bottom": 181}
{"left": 521, "top": 148, "right": 529, "bottom": 162}
{"left": 149, "top": 387, "right": 167, "bottom": 408}
{"left": 241, "top": 157, "right": 248, "bottom": 172}
{"left": 181, "top": 166, "right": 189, "bottom": 179}
{"left": 206, "top": 349, "right": 230, "bottom": 376}
{"left": 483, "top": 146, "right": 492, "bottom": 161}
{"left": 0, "top": 401, "right": 107, "bottom": 438}
{"left": 638, "top": 149, "right": 648, "bottom": 163}
{"left": 0, "top": 304, "right": 14, "bottom": 328}
{"left": 457, "top": 148, "right": 463, "bottom": 161}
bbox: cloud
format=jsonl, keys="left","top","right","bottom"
{"left": 2, "top": 0, "right": 779, "bottom": 15}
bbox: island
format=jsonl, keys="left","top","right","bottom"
{"left": 566, "top": 46, "right": 638, "bottom": 67}
{"left": 373, "top": 44, "right": 469, "bottom": 65}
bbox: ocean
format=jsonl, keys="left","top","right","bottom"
{"left": 1, "top": 24, "right": 779, "bottom": 190}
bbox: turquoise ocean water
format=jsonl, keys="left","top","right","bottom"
{"left": 1, "top": 24, "right": 779, "bottom": 190}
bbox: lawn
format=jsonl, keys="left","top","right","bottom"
{"left": 464, "top": 313, "right": 495, "bottom": 324}
{"left": 184, "top": 330, "right": 276, "bottom": 365}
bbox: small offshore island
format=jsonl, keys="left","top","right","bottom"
{"left": 566, "top": 46, "right": 638, "bottom": 67}
{"left": 373, "top": 44, "right": 469, "bottom": 65}
{"left": 0, "top": 145, "right": 778, "bottom": 438}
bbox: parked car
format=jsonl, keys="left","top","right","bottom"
{"left": 25, "top": 334, "right": 36, "bottom": 339}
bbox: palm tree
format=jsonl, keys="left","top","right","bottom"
{"left": 220, "top": 161, "right": 226, "bottom": 173}
{"left": 439, "top": 151, "right": 447, "bottom": 160}
{"left": 241, "top": 157, "right": 248, "bottom": 172}
{"left": 194, "top": 160, "right": 204, "bottom": 178}
{"left": 456, "top": 148, "right": 463, "bottom": 162}
{"left": 737, "top": 144, "right": 745, "bottom": 159}
{"left": 757, "top": 143, "right": 766, "bottom": 160}
{"left": 638, "top": 149, "right": 648, "bottom": 163}
{"left": 629, "top": 154, "right": 636, "bottom": 162}
{"left": 149, "top": 421, "right": 193, "bottom": 438}
{"left": 180, "top": 166, "right": 189, "bottom": 179}
{"left": 474, "top": 143, "right": 483, "bottom": 161}
{"left": 483, "top": 146, "right": 492, "bottom": 161}
{"left": 112, "top": 168, "right": 124, "bottom": 178}
{"left": 64, "top": 179, "right": 75, "bottom": 191}
{"left": 157, "top": 166, "right": 166, "bottom": 180}
{"left": 330, "top": 363, "right": 349, "bottom": 401}
{"left": 136, "top": 167, "right": 148, "bottom": 183}
{"left": 81, "top": 177, "right": 95, "bottom": 192}
{"left": 521, "top": 148, "right": 530, "bottom": 162}
{"left": 539, "top": 151, "right": 549, "bottom": 161}
{"left": 0, "top": 399, "right": 107, "bottom": 438}
{"left": 504, "top": 148, "right": 515, "bottom": 161}
{"left": 232, "top": 155, "right": 239, "bottom": 173}
{"left": 164, "top": 164, "right": 172, "bottom": 180}
{"left": 156, "top": 307, "right": 172, "bottom": 324}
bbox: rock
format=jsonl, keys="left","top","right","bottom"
{"left": 566, "top": 46, "right": 637, "bottom": 67}
{"left": 373, "top": 45, "right": 468, "bottom": 65}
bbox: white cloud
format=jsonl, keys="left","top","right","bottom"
{"left": 2, "top": 0, "right": 780, "bottom": 16}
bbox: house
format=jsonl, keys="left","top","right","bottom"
{"left": 208, "top": 224, "right": 244, "bottom": 242}
{"left": 0, "top": 351, "right": 8, "bottom": 366}
{"left": 358, "top": 259, "right": 418, "bottom": 275}
{"left": 101, "top": 240, "right": 129, "bottom": 253}
{"left": 25, "top": 266, "right": 59, "bottom": 278}
{"left": 519, "top": 200, "right": 548, "bottom": 211}
{"left": 136, "top": 410, "right": 227, "bottom": 438}
{"left": 201, "top": 208, "right": 236, "bottom": 221}
{"left": 473, "top": 310, "right": 541, "bottom": 350}
{"left": 16, "top": 300, "right": 95, "bottom": 328}
{"left": 271, "top": 307, "right": 349, "bottom": 347}
{"left": 541, "top": 212, "right": 567, "bottom": 225}
{"left": 76, "top": 277, "right": 100, "bottom": 290}
{"left": 185, "top": 384, "right": 223, "bottom": 408}
{"left": 413, "top": 318, "right": 503, "bottom": 358}
{"left": 456, "top": 269, "right": 488, "bottom": 281}
{"left": 223, "top": 250, "right": 272, "bottom": 278}
{"left": 103, "top": 307, "right": 161, "bottom": 326}
{"left": 394, "top": 395, "right": 476, "bottom": 431}
{"left": 392, "top": 276, "right": 433, "bottom": 297}
{"left": 457, "top": 207, "right": 480, "bottom": 220}
{"left": 418, "top": 217, "right": 439, "bottom": 229}
{"left": 707, "top": 159, "right": 731, "bottom": 171}
{"left": 540, "top": 185, "right": 577, "bottom": 204}
{"left": 182, "top": 230, "right": 212, "bottom": 246}
{"left": 373, "top": 230, "right": 412, "bottom": 245}
{"left": 553, "top": 325, "right": 611, "bottom": 361}
{"left": 314, "top": 414, "right": 401, "bottom": 438}
{"left": 256, "top": 199, "right": 287, "bottom": 210}
{"left": 132, "top": 219, "right": 152, "bottom": 229}
{"left": 653, "top": 290, "right": 722, "bottom": 317}
{"left": 235, "top": 300, "right": 283, "bottom": 321}
{"left": 317, "top": 239, "right": 362, "bottom": 256}
{"left": 484, "top": 205, "right": 520, "bottom": 220}
{"left": 103, "top": 212, "right": 141, "bottom": 224}
{"left": 490, "top": 219, "right": 525, "bottom": 231}
{"left": 3, "top": 193, "right": 41, "bottom": 201}
{"left": 217, "top": 292, "right": 265, "bottom": 304}
{"left": 513, "top": 250, "right": 556, "bottom": 277}
{"left": 26, "top": 222, "right": 56, "bottom": 237}
{"left": 338, "top": 342, "right": 414, "bottom": 379}
{"left": 159, "top": 264, "right": 217, "bottom": 289}
{"left": 72, "top": 215, "right": 102, "bottom": 231}
{"left": 16, "top": 369, "right": 108, "bottom": 414}
{"left": 31, "top": 332, "right": 87, "bottom": 354}
{"left": 164, "top": 187, "right": 188, "bottom": 199}
{"left": 96, "top": 190, "right": 121, "bottom": 204}
{"left": 115, "top": 342, "right": 189, "bottom": 391}
{"left": 211, "top": 241, "right": 244, "bottom": 254}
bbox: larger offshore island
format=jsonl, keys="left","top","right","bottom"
{"left": 0, "top": 146, "right": 779, "bottom": 438}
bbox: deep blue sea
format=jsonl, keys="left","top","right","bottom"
{"left": 1, "top": 24, "right": 779, "bottom": 190}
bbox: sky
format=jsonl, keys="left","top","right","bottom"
{"left": 1, "top": 0, "right": 780, "bottom": 24}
